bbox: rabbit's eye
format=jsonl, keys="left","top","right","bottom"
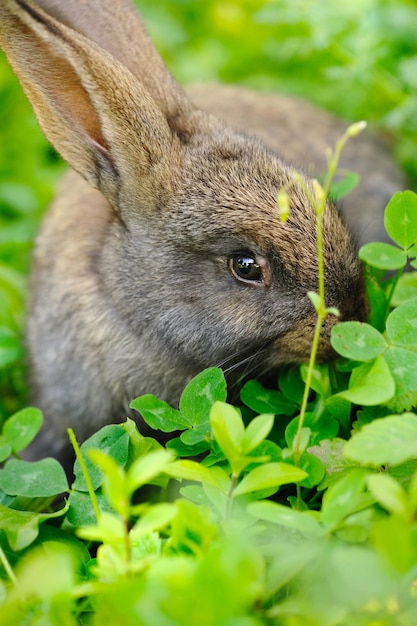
{"left": 229, "top": 254, "right": 266, "bottom": 286}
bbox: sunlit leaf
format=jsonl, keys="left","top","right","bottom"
{"left": 384, "top": 190, "right": 417, "bottom": 248}
{"left": 344, "top": 413, "right": 417, "bottom": 467}
{"left": 331, "top": 321, "right": 386, "bottom": 361}
{"left": 338, "top": 356, "right": 395, "bottom": 405}
{"left": 0, "top": 458, "right": 68, "bottom": 497}
{"left": 233, "top": 462, "right": 307, "bottom": 497}
{"left": 359, "top": 242, "right": 406, "bottom": 270}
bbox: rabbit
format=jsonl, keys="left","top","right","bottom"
{"left": 0, "top": 0, "right": 402, "bottom": 465}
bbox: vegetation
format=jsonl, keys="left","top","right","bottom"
{"left": 1, "top": 0, "right": 417, "bottom": 415}
{"left": 1, "top": 0, "right": 417, "bottom": 624}
{"left": 2, "top": 186, "right": 417, "bottom": 622}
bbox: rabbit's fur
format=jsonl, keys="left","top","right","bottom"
{"left": 0, "top": 0, "right": 403, "bottom": 463}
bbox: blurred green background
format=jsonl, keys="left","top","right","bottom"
{"left": 0, "top": 0, "right": 416, "bottom": 419}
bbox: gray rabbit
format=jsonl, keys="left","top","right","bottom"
{"left": 0, "top": 0, "right": 403, "bottom": 464}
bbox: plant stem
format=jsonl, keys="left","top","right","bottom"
{"left": 226, "top": 474, "right": 237, "bottom": 519}
{"left": 293, "top": 122, "right": 366, "bottom": 465}
{"left": 0, "top": 545, "right": 18, "bottom": 587}
{"left": 293, "top": 183, "right": 327, "bottom": 465}
{"left": 124, "top": 519, "right": 133, "bottom": 576}
{"left": 294, "top": 313, "right": 326, "bottom": 465}
{"left": 67, "top": 428, "right": 101, "bottom": 522}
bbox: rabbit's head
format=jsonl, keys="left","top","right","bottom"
{"left": 0, "top": 0, "right": 367, "bottom": 439}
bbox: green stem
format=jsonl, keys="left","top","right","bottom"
{"left": 294, "top": 310, "right": 326, "bottom": 465}
{"left": 67, "top": 428, "right": 101, "bottom": 522}
{"left": 226, "top": 474, "right": 237, "bottom": 519}
{"left": 294, "top": 187, "right": 327, "bottom": 465}
{"left": 0, "top": 545, "right": 18, "bottom": 587}
{"left": 293, "top": 122, "right": 366, "bottom": 465}
{"left": 124, "top": 519, "right": 132, "bottom": 576}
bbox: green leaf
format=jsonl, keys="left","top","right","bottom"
{"left": 279, "top": 366, "right": 305, "bottom": 403}
{"left": 0, "top": 439, "right": 11, "bottom": 463}
{"left": 66, "top": 490, "right": 113, "bottom": 527}
{"left": 364, "top": 269, "right": 389, "bottom": 331}
{"left": 390, "top": 459, "right": 417, "bottom": 485}
{"left": 338, "top": 356, "right": 395, "bottom": 405}
{"left": 122, "top": 418, "right": 164, "bottom": 458}
{"left": 164, "top": 459, "right": 228, "bottom": 491}
{"left": 320, "top": 469, "right": 369, "bottom": 530}
{"left": 73, "top": 425, "right": 129, "bottom": 491}
{"left": 324, "top": 396, "right": 351, "bottom": 432}
{"left": 386, "top": 298, "right": 417, "bottom": 346}
{"left": 180, "top": 426, "right": 210, "bottom": 446}
{"left": 166, "top": 437, "right": 208, "bottom": 458}
{"left": 246, "top": 440, "right": 282, "bottom": 468}
{"left": 330, "top": 171, "right": 360, "bottom": 200}
{"left": 88, "top": 450, "right": 128, "bottom": 517}
{"left": 308, "top": 438, "right": 354, "bottom": 478}
{"left": 0, "top": 505, "right": 41, "bottom": 551}
{"left": 409, "top": 469, "right": 417, "bottom": 513}
{"left": 344, "top": 413, "right": 417, "bottom": 467}
{"left": 169, "top": 499, "right": 218, "bottom": 555}
{"left": 132, "top": 503, "right": 176, "bottom": 538}
{"left": 410, "top": 250, "right": 417, "bottom": 270}
{"left": 0, "top": 458, "right": 68, "bottom": 497}
{"left": 127, "top": 449, "right": 174, "bottom": 493}
{"left": 392, "top": 271, "right": 417, "bottom": 307}
{"left": 3, "top": 407, "right": 43, "bottom": 452}
{"left": 359, "top": 242, "right": 407, "bottom": 270}
{"left": 78, "top": 511, "right": 125, "bottom": 544}
{"left": 287, "top": 425, "right": 311, "bottom": 454}
{"left": 233, "top": 462, "right": 307, "bottom": 497}
{"left": 262, "top": 540, "right": 321, "bottom": 596}
{"left": 366, "top": 473, "right": 409, "bottom": 519}
{"left": 384, "top": 190, "right": 417, "bottom": 248}
{"left": 285, "top": 411, "right": 338, "bottom": 448}
{"left": 179, "top": 367, "right": 227, "bottom": 427}
{"left": 300, "top": 363, "right": 331, "bottom": 397}
{"left": 210, "top": 401, "right": 245, "bottom": 462}
{"left": 248, "top": 501, "right": 324, "bottom": 539}
{"left": 308, "top": 290, "right": 321, "bottom": 312}
{"left": 240, "top": 379, "right": 296, "bottom": 415}
{"left": 0, "top": 502, "right": 68, "bottom": 551}
{"left": 35, "top": 524, "right": 91, "bottom": 569}
{"left": 330, "top": 321, "right": 387, "bottom": 361}
{"left": 241, "top": 413, "right": 274, "bottom": 454}
{"left": 298, "top": 452, "right": 325, "bottom": 488}
{"left": 130, "top": 394, "right": 188, "bottom": 432}
{"left": 371, "top": 515, "right": 416, "bottom": 573}
{"left": 384, "top": 346, "right": 417, "bottom": 410}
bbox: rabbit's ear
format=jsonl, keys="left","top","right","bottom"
{"left": 31, "top": 0, "right": 192, "bottom": 121}
{"left": 0, "top": 0, "right": 176, "bottom": 208}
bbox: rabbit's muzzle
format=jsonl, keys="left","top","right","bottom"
{"left": 272, "top": 290, "right": 369, "bottom": 363}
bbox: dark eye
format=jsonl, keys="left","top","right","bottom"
{"left": 229, "top": 254, "right": 266, "bottom": 285}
